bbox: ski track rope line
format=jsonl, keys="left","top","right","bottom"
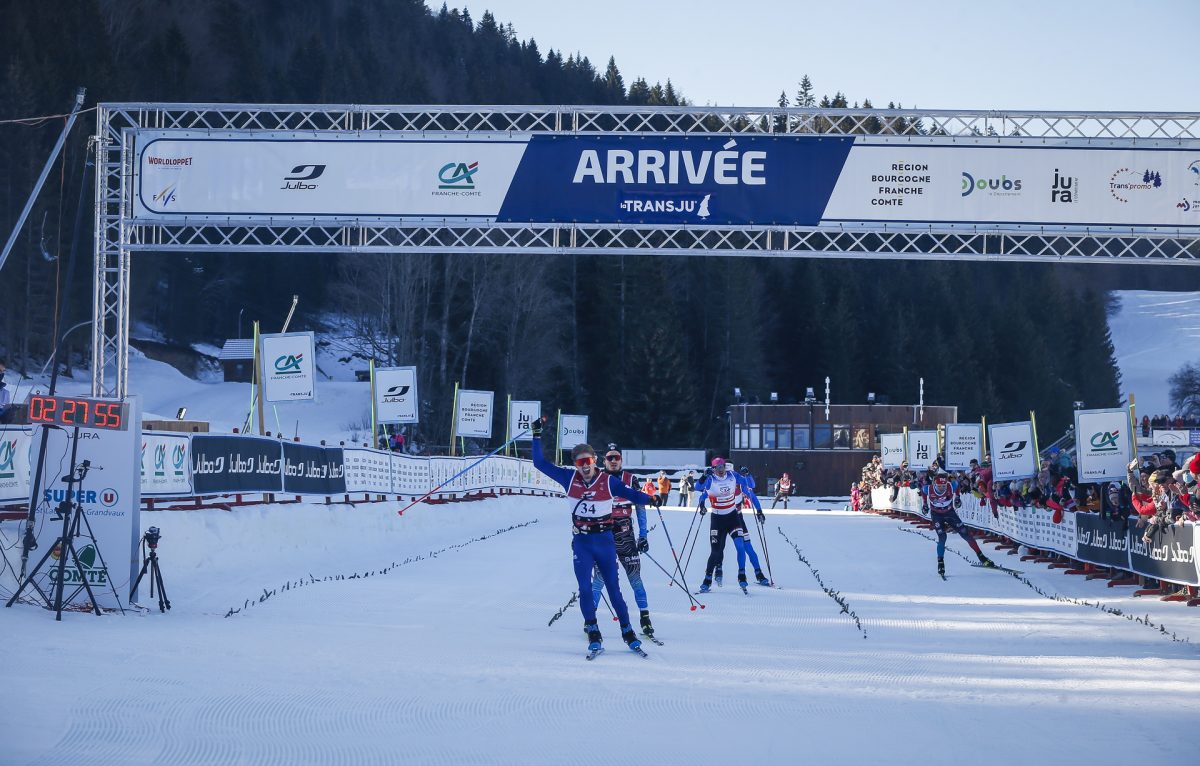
{"left": 222, "top": 519, "right": 539, "bottom": 618}
{"left": 777, "top": 526, "right": 867, "bottom": 639}
{"left": 896, "top": 524, "right": 1192, "bottom": 644}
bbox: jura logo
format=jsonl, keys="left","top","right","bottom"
{"left": 281, "top": 164, "right": 326, "bottom": 190}
{"left": 573, "top": 139, "right": 766, "bottom": 186}
{"left": 1050, "top": 169, "right": 1077, "bottom": 203}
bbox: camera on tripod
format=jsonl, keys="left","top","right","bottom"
{"left": 143, "top": 527, "right": 161, "bottom": 550}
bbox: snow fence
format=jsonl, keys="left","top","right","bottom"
{"left": 872, "top": 487, "right": 1200, "bottom": 587}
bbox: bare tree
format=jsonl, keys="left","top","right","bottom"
{"left": 1169, "top": 361, "right": 1200, "bottom": 420}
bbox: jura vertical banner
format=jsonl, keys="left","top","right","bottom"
{"left": 1074, "top": 408, "right": 1135, "bottom": 482}
{"left": 905, "top": 430, "right": 938, "bottom": 470}
{"left": 943, "top": 423, "right": 983, "bottom": 470}
{"left": 455, "top": 390, "right": 495, "bottom": 439}
{"left": 987, "top": 421, "right": 1038, "bottom": 480}
{"left": 559, "top": 414, "right": 589, "bottom": 447}
{"left": 375, "top": 366, "right": 419, "bottom": 424}
{"left": 260, "top": 331, "right": 316, "bottom": 402}
{"left": 879, "top": 432, "right": 906, "bottom": 468}
{"left": 509, "top": 401, "right": 541, "bottom": 441}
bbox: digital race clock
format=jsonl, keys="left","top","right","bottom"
{"left": 27, "top": 394, "right": 129, "bottom": 431}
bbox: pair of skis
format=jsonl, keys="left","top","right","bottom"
{"left": 587, "top": 639, "right": 653, "bottom": 660}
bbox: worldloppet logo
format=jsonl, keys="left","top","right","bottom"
{"left": 1089, "top": 430, "right": 1120, "bottom": 452}
{"left": 274, "top": 353, "right": 304, "bottom": 375}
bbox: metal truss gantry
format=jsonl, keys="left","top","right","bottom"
{"left": 93, "top": 103, "right": 1200, "bottom": 397}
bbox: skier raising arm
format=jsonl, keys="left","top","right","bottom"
{"left": 530, "top": 420, "right": 658, "bottom": 657}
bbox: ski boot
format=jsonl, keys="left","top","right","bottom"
{"left": 584, "top": 622, "right": 603, "bottom": 652}
{"left": 621, "top": 625, "right": 643, "bottom": 652}
{"left": 937, "top": 558, "right": 945, "bottom": 577}
{"left": 699, "top": 576, "right": 712, "bottom": 594}
{"left": 639, "top": 609, "right": 655, "bottom": 638}
{"left": 977, "top": 554, "right": 996, "bottom": 568}
{"left": 755, "top": 569, "right": 770, "bottom": 587}
{"left": 714, "top": 567, "right": 723, "bottom": 587}
{"left": 737, "top": 569, "right": 748, "bottom": 587}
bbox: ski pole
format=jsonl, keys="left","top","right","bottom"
{"left": 642, "top": 551, "right": 704, "bottom": 610}
{"left": 396, "top": 429, "right": 530, "bottom": 515}
{"left": 682, "top": 510, "right": 705, "bottom": 582}
{"left": 599, "top": 590, "right": 618, "bottom": 622}
{"left": 653, "top": 504, "right": 689, "bottom": 590}
{"left": 754, "top": 512, "right": 775, "bottom": 586}
{"left": 671, "top": 503, "right": 702, "bottom": 584}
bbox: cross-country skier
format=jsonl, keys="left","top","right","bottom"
{"left": 589, "top": 444, "right": 656, "bottom": 639}
{"left": 531, "top": 420, "right": 659, "bottom": 656}
{"left": 694, "top": 458, "right": 768, "bottom": 592}
{"left": 927, "top": 469, "right": 995, "bottom": 577}
{"left": 772, "top": 472, "right": 793, "bottom": 509}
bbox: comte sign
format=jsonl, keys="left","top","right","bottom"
{"left": 133, "top": 131, "right": 1200, "bottom": 231}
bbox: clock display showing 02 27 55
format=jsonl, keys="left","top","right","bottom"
{"left": 27, "top": 395, "right": 129, "bottom": 431}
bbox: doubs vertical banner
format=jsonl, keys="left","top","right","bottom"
{"left": 879, "top": 432, "right": 905, "bottom": 468}
{"left": 905, "top": 430, "right": 938, "bottom": 470}
{"left": 260, "top": 331, "right": 316, "bottom": 402}
{"left": 375, "top": 366, "right": 419, "bottom": 424}
{"left": 1074, "top": 408, "right": 1134, "bottom": 482}
{"left": 509, "top": 401, "right": 540, "bottom": 441}
{"left": 943, "top": 423, "right": 983, "bottom": 470}
{"left": 988, "top": 421, "right": 1038, "bottom": 480}
{"left": 455, "top": 390, "right": 494, "bottom": 439}
{"left": 559, "top": 414, "right": 589, "bottom": 447}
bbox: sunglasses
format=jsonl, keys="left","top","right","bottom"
{"left": 604, "top": 454, "right": 622, "bottom": 462}
{"left": 574, "top": 455, "right": 596, "bottom": 467}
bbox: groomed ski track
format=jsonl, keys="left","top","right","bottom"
{"left": 2, "top": 498, "right": 1197, "bottom": 765}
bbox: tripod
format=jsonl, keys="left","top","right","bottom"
{"left": 130, "top": 529, "right": 170, "bottom": 613}
{"left": 5, "top": 432, "right": 123, "bottom": 620}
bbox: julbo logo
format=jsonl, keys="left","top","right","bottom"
{"left": 999, "top": 440, "right": 1027, "bottom": 456}
{"left": 384, "top": 384, "right": 410, "bottom": 398}
{"left": 274, "top": 354, "right": 304, "bottom": 374}
{"left": 281, "top": 164, "right": 326, "bottom": 190}
{"left": 1090, "top": 430, "right": 1121, "bottom": 452}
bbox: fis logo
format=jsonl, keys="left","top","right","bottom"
{"left": 274, "top": 353, "right": 304, "bottom": 375}
{"left": 439, "top": 161, "right": 479, "bottom": 189}
{"left": 281, "top": 164, "right": 326, "bottom": 191}
{"left": 1090, "top": 430, "right": 1121, "bottom": 452}
{"left": 153, "top": 184, "right": 178, "bottom": 206}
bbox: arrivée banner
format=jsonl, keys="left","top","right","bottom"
{"left": 943, "top": 423, "right": 983, "bottom": 470}
{"left": 879, "top": 433, "right": 905, "bottom": 469}
{"left": 1074, "top": 408, "right": 1135, "bottom": 483}
{"left": 133, "top": 131, "right": 1200, "bottom": 230}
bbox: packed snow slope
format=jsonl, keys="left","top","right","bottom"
{"left": 2, "top": 499, "right": 1198, "bottom": 765}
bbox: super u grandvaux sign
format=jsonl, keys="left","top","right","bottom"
{"left": 133, "top": 130, "right": 1200, "bottom": 230}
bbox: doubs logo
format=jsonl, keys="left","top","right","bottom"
{"left": 1089, "top": 430, "right": 1120, "bottom": 452}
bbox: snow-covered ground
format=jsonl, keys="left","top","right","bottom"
{"left": 1109, "top": 290, "right": 1200, "bottom": 416}
{"left": 2, "top": 499, "right": 1197, "bottom": 765}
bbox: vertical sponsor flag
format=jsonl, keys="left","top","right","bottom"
{"left": 455, "top": 390, "right": 495, "bottom": 439}
{"left": 0, "top": 427, "right": 34, "bottom": 504}
{"left": 1074, "top": 408, "right": 1135, "bottom": 482}
{"left": 943, "top": 423, "right": 983, "bottom": 470}
{"left": 987, "top": 420, "right": 1038, "bottom": 480}
{"left": 905, "top": 430, "right": 938, "bottom": 470}
{"left": 509, "top": 401, "right": 541, "bottom": 441}
{"left": 559, "top": 414, "right": 589, "bottom": 447}
{"left": 879, "top": 432, "right": 905, "bottom": 468}
{"left": 375, "top": 366, "right": 419, "bottom": 424}
{"left": 260, "top": 331, "right": 316, "bottom": 402}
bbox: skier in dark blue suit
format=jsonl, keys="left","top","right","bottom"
{"left": 531, "top": 419, "right": 659, "bottom": 656}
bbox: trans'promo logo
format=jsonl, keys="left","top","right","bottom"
{"left": 439, "top": 161, "right": 479, "bottom": 189}
{"left": 1109, "top": 168, "right": 1163, "bottom": 203}
{"left": 1089, "top": 430, "right": 1120, "bottom": 452}
{"left": 961, "top": 171, "right": 1023, "bottom": 197}
{"left": 0, "top": 438, "right": 17, "bottom": 479}
{"left": 281, "top": 164, "right": 325, "bottom": 191}
{"left": 273, "top": 353, "right": 304, "bottom": 375}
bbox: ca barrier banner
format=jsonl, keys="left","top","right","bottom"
{"left": 943, "top": 423, "right": 983, "bottom": 470}
{"left": 879, "top": 432, "right": 905, "bottom": 468}
{"left": 192, "top": 435, "right": 283, "bottom": 494}
{"left": 905, "top": 430, "right": 938, "bottom": 470}
{"left": 261, "top": 332, "right": 316, "bottom": 402}
{"left": 455, "top": 390, "right": 494, "bottom": 439}
{"left": 375, "top": 366, "right": 419, "bottom": 424}
{"left": 988, "top": 421, "right": 1038, "bottom": 480}
{"left": 1128, "top": 519, "right": 1199, "bottom": 586}
{"left": 559, "top": 414, "right": 588, "bottom": 447}
{"left": 1074, "top": 513, "right": 1131, "bottom": 569}
{"left": 133, "top": 131, "right": 1200, "bottom": 231}
{"left": 1075, "top": 408, "right": 1135, "bottom": 482}
{"left": 140, "top": 432, "right": 192, "bottom": 496}
{"left": 282, "top": 442, "right": 347, "bottom": 495}
{"left": 508, "top": 400, "right": 540, "bottom": 441}
{"left": 0, "top": 426, "right": 34, "bottom": 505}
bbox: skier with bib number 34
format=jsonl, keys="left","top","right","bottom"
{"left": 530, "top": 418, "right": 660, "bottom": 659}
